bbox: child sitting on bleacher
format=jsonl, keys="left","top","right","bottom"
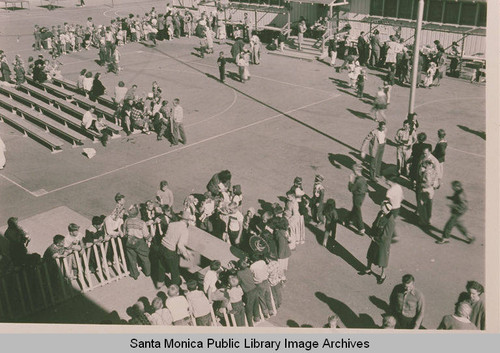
{"left": 145, "top": 297, "right": 173, "bottom": 325}
{"left": 165, "top": 284, "right": 192, "bottom": 326}
{"left": 185, "top": 279, "right": 213, "bottom": 326}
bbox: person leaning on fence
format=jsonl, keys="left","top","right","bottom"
{"left": 267, "top": 255, "right": 283, "bottom": 310}
{"left": 43, "top": 234, "right": 68, "bottom": 277}
{"left": 84, "top": 216, "right": 106, "bottom": 273}
{"left": 64, "top": 223, "right": 84, "bottom": 279}
{"left": 226, "top": 274, "right": 246, "bottom": 327}
{"left": 123, "top": 205, "right": 151, "bottom": 280}
{"left": 250, "top": 253, "right": 275, "bottom": 320}
{"left": 185, "top": 279, "right": 213, "bottom": 326}
{"left": 165, "top": 284, "right": 192, "bottom": 326}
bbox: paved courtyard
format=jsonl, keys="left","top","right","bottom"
{"left": 0, "top": 1, "right": 488, "bottom": 329}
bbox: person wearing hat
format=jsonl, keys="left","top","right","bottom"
{"left": 311, "top": 174, "right": 325, "bottom": 224}
{"left": 361, "top": 121, "right": 387, "bottom": 181}
{"left": 383, "top": 166, "right": 403, "bottom": 242}
{"left": 345, "top": 163, "right": 367, "bottom": 235}
{"left": 360, "top": 201, "right": 395, "bottom": 284}
{"left": 156, "top": 210, "right": 192, "bottom": 288}
{"left": 123, "top": 205, "right": 151, "bottom": 280}
{"left": 437, "top": 181, "right": 474, "bottom": 244}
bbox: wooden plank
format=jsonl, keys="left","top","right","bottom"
{"left": 42, "top": 82, "right": 75, "bottom": 100}
{"left": 0, "top": 107, "right": 64, "bottom": 151}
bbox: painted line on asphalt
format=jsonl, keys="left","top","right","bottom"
{"left": 39, "top": 94, "right": 339, "bottom": 196}
{"left": 0, "top": 174, "right": 38, "bottom": 197}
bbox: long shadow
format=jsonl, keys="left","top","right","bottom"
{"left": 329, "top": 77, "right": 350, "bottom": 89}
{"left": 369, "top": 295, "right": 390, "bottom": 313}
{"left": 307, "top": 223, "right": 366, "bottom": 272}
{"left": 347, "top": 108, "right": 371, "bottom": 121}
{"left": 286, "top": 319, "right": 314, "bottom": 328}
{"left": 153, "top": 46, "right": 363, "bottom": 154}
{"left": 338, "top": 88, "right": 358, "bottom": 98}
{"left": 328, "top": 153, "right": 356, "bottom": 170}
{"left": 457, "top": 125, "right": 486, "bottom": 140}
{"left": 316, "top": 292, "right": 377, "bottom": 328}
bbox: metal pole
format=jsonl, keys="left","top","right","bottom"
{"left": 408, "top": 0, "right": 425, "bottom": 115}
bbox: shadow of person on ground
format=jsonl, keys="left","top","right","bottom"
{"left": 347, "top": 108, "right": 372, "bottom": 121}
{"left": 316, "top": 292, "right": 378, "bottom": 328}
{"left": 306, "top": 223, "right": 366, "bottom": 272}
{"left": 328, "top": 153, "right": 356, "bottom": 170}
{"left": 457, "top": 125, "right": 486, "bottom": 140}
{"left": 329, "top": 77, "right": 350, "bottom": 89}
{"left": 369, "top": 295, "right": 390, "bottom": 313}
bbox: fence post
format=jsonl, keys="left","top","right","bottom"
{"left": 15, "top": 271, "right": 28, "bottom": 317}
{"left": 22, "top": 270, "right": 35, "bottom": 312}
{"left": 99, "top": 242, "right": 112, "bottom": 281}
{"left": 42, "top": 262, "right": 56, "bottom": 305}
{"left": 93, "top": 244, "right": 105, "bottom": 283}
{"left": 73, "top": 251, "right": 88, "bottom": 291}
{"left": 117, "top": 237, "right": 129, "bottom": 276}
{"left": 35, "top": 265, "right": 48, "bottom": 309}
{"left": 1, "top": 277, "right": 12, "bottom": 320}
{"left": 110, "top": 238, "right": 123, "bottom": 277}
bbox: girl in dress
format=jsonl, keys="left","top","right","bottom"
{"left": 423, "top": 62, "right": 437, "bottom": 88}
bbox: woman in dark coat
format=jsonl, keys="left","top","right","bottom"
{"left": 89, "top": 72, "right": 105, "bottom": 102}
{"left": 360, "top": 201, "right": 395, "bottom": 284}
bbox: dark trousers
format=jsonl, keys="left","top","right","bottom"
{"left": 230, "top": 300, "right": 246, "bottom": 327}
{"left": 370, "top": 145, "right": 385, "bottom": 180}
{"left": 125, "top": 237, "right": 151, "bottom": 279}
{"left": 195, "top": 313, "right": 212, "bottom": 326}
{"left": 219, "top": 67, "right": 225, "bottom": 82}
{"left": 347, "top": 194, "right": 365, "bottom": 231}
{"left": 163, "top": 246, "right": 181, "bottom": 286}
{"left": 357, "top": 83, "right": 364, "bottom": 98}
{"left": 396, "top": 314, "right": 416, "bottom": 329}
{"left": 416, "top": 190, "right": 432, "bottom": 225}
{"left": 311, "top": 200, "right": 324, "bottom": 223}
{"left": 243, "top": 287, "right": 260, "bottom": 326}
{"left": 256, "top": 280, "right": 274, "bottom": 317}
{"left": 443, "top": 213, "right": 468, "bottom": 239}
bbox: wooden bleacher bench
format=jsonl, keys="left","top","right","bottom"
{"left": 40, "top": 82, "right": 75, "bottom": 101}
{"left": 0, "top": 85, "right": 102, "bottom": 142}
{"left": 0, "top": 99, "right": 86, "bottom": 147}
{"left": 0, "top": 107, "right": 63, "bottom": 153}
{"left": 1, "top": 0, "right": 30, "bottom": 9}
{"left": 25, "top": 78, "right": 121, "bottom": 135}
{"left": 52, "top": 77, "right": 116, "bottom": 109}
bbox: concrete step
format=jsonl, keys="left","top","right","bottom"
{"left": 267, "top": 49, "right": 316, "bottom": 62}
{"left": 284, "top": 45, "right": 321, "bottom": 56}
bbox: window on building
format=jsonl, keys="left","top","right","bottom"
{"left": 460, "top": 3, "right": 477, "bottom": 26}
{"left": 370, "top": 0, "right": 384, "bottom": 16}
{"left": 477, "top": 3, "right": 487, "bottom": 27}
{"left": 443, "top": 1, "right": 460, "bottom": 24}
{"left": 384, "top": 0, "right": 398, "bottom": 18}
{"left": 398, "top": 0, "right": 414, "bottom": 19}
{"left": 427, "top": 0, "right": 444, "bottom": 23}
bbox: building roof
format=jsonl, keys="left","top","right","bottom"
{"left": 359, "top": 16, "right": 486, "bottom": 36}
{"left": 284, "top": 0, "right": 348, "bottom": 6}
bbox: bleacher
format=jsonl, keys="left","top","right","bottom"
{"left": 0, "top": 77, "right": 122, "bottom": 152}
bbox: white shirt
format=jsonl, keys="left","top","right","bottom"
{"left": 165, "top": 296, "right": 190, "bottom": 322}
{"left": 386, "top": 183, "right": 403, "bottom": 209}
{"left": 374, "top": 129, "right": 386, "bottom": 144}
{"left": 114, "top": 86, "right": 127, "bottom": 104}
{"left": 172, "top": 105, "right": 183, "bottom": 123}
{"left": 203, "top": 270, "right": 218, "bottom": 295}
{"left": 250, "top": 260, "right": 269, "bottom": 284}
{"left": 82, "top": 110, "right": 96, "bottom": 129}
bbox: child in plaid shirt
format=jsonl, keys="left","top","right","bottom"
{"left": 267, "top": 256, "right": 283, "bottom": 310}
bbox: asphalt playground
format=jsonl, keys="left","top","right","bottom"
{"left": 0, "top": 1, "right": 487, "bottom": 329}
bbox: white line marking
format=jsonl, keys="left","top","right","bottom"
{"left": 41, "top": 95, "right": 339, "bottom": 196}
{"left": 0, "top": 174, "right": 37, "bottom": 197}
{"left": 185, "top": 89, "right": 238, "bottom": 128}
{"left": 415, "top": 96, "right": 486, "bottom": 158}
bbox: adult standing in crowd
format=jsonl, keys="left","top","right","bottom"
{"left": 357, "top": 32, "right": 367, "bottom": 66}
{"left": 345, "top": 163, "right": 367, "bottom": 235}
{"left": 389, "top": 274, "right": 425, "bottom": 329}
{"left": 384, "top": 167, "right": 403, "bottom": 242}
{"left": 369, "top": 30, "right": 381, "bottom": 68}
{"left": 433, "top": 129, "right": 447, "bottom": 182}
{"left": 297, "top": 20, "right": 307, "bottom": 52}
{"left": 89, "top": 72, "right": 105, "bottom": 102}
{"left": 361, "top": 121, "right": 387, "bottom": 182}
{"left": 123, "top": 205, "right": 151, "bottom": 280}
{"left": 170, "top": 98, "right": 186, "bottom": 146}
{"left": 158, "top": 211, "right": 192, "bottom": 287}
{"left": 394, "top": 120, "right": 414, "bottom": 176}
{"left": 464, "top": 280, "right": 485, "bottom": 330}
{"left": 360, "top": 201, "right": 394, "bottom": 284}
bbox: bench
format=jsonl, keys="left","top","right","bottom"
{"left": 0, "top": 85, "right": 102, "bottom": 142}
{"left": 0, "top": 98, "right": 86, "bottom": 147}
{"left": 70, "top": 96, "right": 122, "bottom": 135}
{"left": 52, "top": 77, "right": 116, "bottom": 110}
{"left": 0, "top": 107, "right": 63, "bottom": 153}
{"left": 1, "top": 0, "right": 30, "bottom": 9}
{"left": 40, "top": 82, "right": 75, "bottom": 101}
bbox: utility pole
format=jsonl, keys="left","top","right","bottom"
{"left": 408, "top": 0, "right": 425, "bottom": 114}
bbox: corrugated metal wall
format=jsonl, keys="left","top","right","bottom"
{"left": 348, "top": 0, "right": 370, "bottom": 15}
